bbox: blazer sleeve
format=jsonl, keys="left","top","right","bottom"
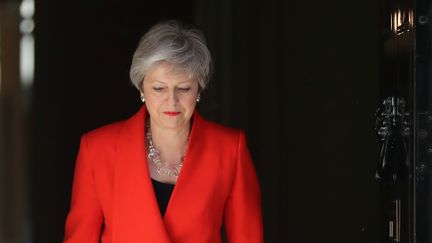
{"left": 224, "top": 132, "right": 264, "bottom": 243}
{"left": 64, "top": 135, "right": 103, "bottom": 243}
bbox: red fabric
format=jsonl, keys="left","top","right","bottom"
{"left": 63, "top": 106, "right": 263, "bottom": 243}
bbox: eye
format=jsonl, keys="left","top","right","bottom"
{"left": 153, "top": 87, "right": 164, "bottom": 92}
{"left": 177, "top": 87, "right": 191, "bottom": 92}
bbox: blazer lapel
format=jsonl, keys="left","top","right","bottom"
{"left": 162, "top": 112, "right": 209, "bottom": 236}
{"left": 112, "top": 106, "right": 172, "bottom": 243}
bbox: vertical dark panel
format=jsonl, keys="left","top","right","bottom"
{"left": 414, "top": 0, "right": 432, "bottom": 242}
{"left": 0, "top": 1, "right": 31, "bottom": 242}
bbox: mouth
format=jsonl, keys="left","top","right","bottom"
{"left": 163, "top": 111, "right": 181, "bottom": 116}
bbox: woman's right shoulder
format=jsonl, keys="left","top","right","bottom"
{"left": 81, "top": 120, "right": 127, "bottom": 148}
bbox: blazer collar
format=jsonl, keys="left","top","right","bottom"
{"left": 112, "top": 106, "right": 203, "bottom": 242}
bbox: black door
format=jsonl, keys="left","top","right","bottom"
{"left": 378, "top": 0, "right": 432, "bottom": 242}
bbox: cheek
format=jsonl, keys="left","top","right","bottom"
{"left": 144, "top": 99, "right": 160, "bottom": 114}
{"left": 182, "top": 96, "right": 197, "bottom": 108}
{"left": 184, "top": 102, "right": 197, "bottom": 116}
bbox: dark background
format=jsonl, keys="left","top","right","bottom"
{"left": 30, "top": 0, "right": 380, "bottom": 242}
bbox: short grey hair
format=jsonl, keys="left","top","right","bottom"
{"left": 130, "top": 20, "right": 213, "bottom": 92}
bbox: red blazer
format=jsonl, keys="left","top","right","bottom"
{"left": 63, "top": 106, "right": 263, "bottom": 243}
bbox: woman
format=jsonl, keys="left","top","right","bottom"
{"left": 63, "top": 20, "right": 263, "bottom": 243}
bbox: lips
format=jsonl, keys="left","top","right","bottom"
{"left": 164, "top": 111, "right": 181, "bottom": 116}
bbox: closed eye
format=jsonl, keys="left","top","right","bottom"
{"left": 153, "top": 87, "right": 164, "bottom": 92}
{"left": 177, "top": 87, "right": 191, "bottom": 92}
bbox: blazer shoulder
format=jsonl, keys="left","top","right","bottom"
{"left": 83, "top": 120, "right": 127, "bottom": 147}
{"left": 200, "top": 118, "right": 244, "bottom": 141}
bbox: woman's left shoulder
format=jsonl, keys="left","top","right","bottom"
{"left": 198, "top": 116, "right": 244, "bottom": 140}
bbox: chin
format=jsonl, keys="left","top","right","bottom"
{"left": 161, "top": 121, "right": 185, "bottom": 130}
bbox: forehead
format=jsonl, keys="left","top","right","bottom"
{"left": 145, "top": 62, "right": 195, "bottom": 84}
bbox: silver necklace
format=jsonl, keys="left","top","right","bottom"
{"left": 146, "top": 119, "right": 185, "bottom": 177}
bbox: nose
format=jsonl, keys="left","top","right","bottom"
{"left": 166, "top": 90, "right": 178, "bottom": 105}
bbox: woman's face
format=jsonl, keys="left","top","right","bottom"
{"left": 141, "top": 62, "right": 199, "bottom": 131}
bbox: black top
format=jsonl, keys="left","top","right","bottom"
{"left": 151, "top": 178, "right": 175, "bottom": 217}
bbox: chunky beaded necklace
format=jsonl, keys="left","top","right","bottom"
{"left": 145, "top": 119, "right": 185, "bottom": 177}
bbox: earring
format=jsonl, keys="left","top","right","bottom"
{"left": 140, "top": 95, "right": 145, "bottom": 103}
{"left": 196, "top": 94, "right": 201, "bottom": 103}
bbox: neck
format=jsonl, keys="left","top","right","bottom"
{"left": 148, "top": 119, "right": 191, "bottom": 150}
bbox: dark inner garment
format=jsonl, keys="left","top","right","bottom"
{"left": 151, "top": 178, "right": 175, "bottom": 217}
